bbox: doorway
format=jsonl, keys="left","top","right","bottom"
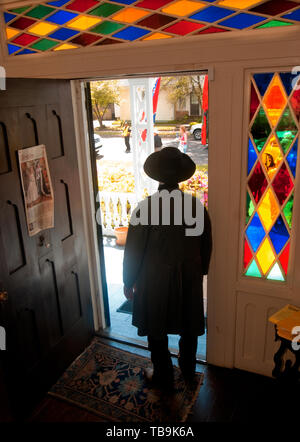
{"left": 85, "top": 72, "right": 209, "bottom": 360}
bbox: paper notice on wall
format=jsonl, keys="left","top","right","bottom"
{"left": 18, "top": 145, "right": 54, "bottom": 237}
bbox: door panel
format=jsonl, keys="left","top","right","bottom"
{"left": 0, "top": 79, "right": 93, "bottom": 417}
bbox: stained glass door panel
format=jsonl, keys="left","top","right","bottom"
{"left": 244, "top": 72, "right": 299, "bottom": 281}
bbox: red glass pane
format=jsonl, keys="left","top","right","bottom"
{"left": 10, "top": 17, "right": 36, "bottom": 30}
{"left": 96, "top": 38, "right": 122, "bottom": 46}
{"left": 248, "top": 162, "right": 268, "bottom": 204}
{"left": 135, "top": 0, "right": 173, "bottom": 9}
{"left": 197, "top": 26, "right": 229, "bottom": 35}
{"left": 163, "top": 20, "right": 205, "bottom": 36}
{"left": 12, "top": 33, "right": 39, "bottom": 45}
{"left": 66, "top": 0, "right": 98, "bottom": 13}
{"left": 250, "top": 82, "right": 260, "bottom": 122}
{"left": 71, "top": 33, "right": 101, "bottom": 46}
{"left": 137, "top": 13, "right": 175, "bottom": 29}
{"left": 244, "top": 239, "right": 253, "bottom": 269}
{"left": 279, "top": 242, "right": 290, "bottom": 275}
{"left": 272, "top": 162, "right": 294, "bottom": 206}
{"left": 250, "top": 0, "right": 299, "bottom": 16}
{"left": 291, "top": 87, "right": 300, "bottom": 121}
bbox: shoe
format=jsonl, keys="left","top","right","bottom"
{"left": 125, "top": 150, "right": 131, "bottom": 153}
{"left": 144, "top": 367, "right": 174, "bottom": 393}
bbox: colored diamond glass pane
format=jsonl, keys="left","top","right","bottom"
{"left": 30, "top": 39, "right": 59, "bottom": 51}
{"left": 112, "top": 8, "right": 150, "bottom": 23}
{"left": 113, "top": 26, "right": 150, "bottom": 41}
{"left": 9, "top": 6, "right": 31, "bottom": 14}
{"left": 219, "top": 0, "right": 262, "bottom": 7}
{"left": 91, "top": 21, "right": 125, "bottom": 35}
{"left": 248, "top": 138, "right": 257, "bottom": 175}
{"left": 291, "top": 87, "right": 300, "bottom": 121}
{"left": 190, "top": 6, "right": 233, "bottom": 23}
{"left": 246, "top": 213, "right": 265, "bottom": 252}
{"left": 283, "top": 9, "right": 300, "bottom": 21}
{"left": 12, "top": 33, "right": 39, "bottom": 46}
{"left": 219, "top": 13, "right": 265, "bottom": 29}
{"left": 248, "top": 162, "right": 268, "bottom": 204}
{"left": 6, "top": 28, "right": 20, "bottom": 39}
{"left": 267, "top": 262, "right": 285, "bottom": 281}
{"left": 113, "top": 0, "right": 136, "bottom": 4}
{"left": 251, "top": 107, "right": 271, "bottom": 152}
{"left": 29, "top": 22, "right": 58, "bottom": 36}
{"left": 162, "top": 1, "right": 206, "bottom": 16}
{"left": 256, "top": 20, "right": 292, "bottom": 29}
{"left": 261, "top": 135, "right": 283, "bottom": 179}
{"left": 250, "top": 0, "right": 299, "bottom": 16}
{"left": 279, "top": 72, "right": 296, "bottom": 97}
{"left": 8, "top": 44, "right": 20, "bottom": 55}
{"left": 263, "top": 75, "right": 286, "bottom": 127}
{"left": 16, "top": 48, "right": 37, "bottom": 55}
{"left": 143, "top": 32, "right": 172, "bottom": 40}
{"left": 197, "top": 26, "right": 229, "bottom": 34}
{"left": 49, "top": 28, "right": 79, "bottom": 40}
{"left": 244, "top": 239, "right": 253, "bottom": 269}
{"left": 276, "top": 107, "right": 298, "bottom": 153}
{"left": 66, "top": 0, "right": 99, "bottom": 13}
{"left": 279, "top": 243, "right": 290, "bottom": 275}
{"left": 68, "top": 16, "right": 102, "bottom": 30}
{"left": 245, "top": 259, "right": 261, "bottom": 278}
{"left": 4, "top": 13, "right": 16, "bottom": 23}
{"left": 283, "top": 194, "right": 294, "bottom": 229}
{"left": 137, "top": 14, "right": 176, "bottom": 29}
{"left": 96, "top": 38, "right": 121, "bottom": 45}
{"left": 71, "top": 33, "right": 101, "bottom": 45}
{"left": 47, "top": 0, "right": 70, "bottom": 6}
{"left": 256, "top": 237, "right": 275, "bottom": 275}
{"left": 287, "top": 139, "right": 298, "bottom": 177}
{"left": 246, "top": 191, "right": 255, "bottom": 225}
{"left": 250, "top": 82, "right": 260, "bottom": 122}
{"left": 135, "top": 0, "right": 173, "bottom": 8}
{"left": 26, "top": 6, "right": 55, "bottom": 19}
{"left": 46, "top": 11, "right": 78, "bottom": 25}
{"left": 53, "top": 43, "right": 78, "bottom": 51}
{"left": 253, "top": 73, "right": 273, "bottom": 97}
{"left": 10, "top": 17, "right": 37, "bottom": 30}
{"left": 164, "top": 21, "right": 205, "bottom": 35}
{"left": 269, "top": 215, "right": 289, "bottom": 254}
{"left": 257, "top": 189, "right": 280, "bottom": 232}
{"left": 88, "top": 3, "right": 124, "bottom": 18}
{"left": 272, "top": 162, "right": 293, "bottom": 206}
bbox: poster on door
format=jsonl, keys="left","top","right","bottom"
{"left": 18, "top": 144, "right": 54, "bottom": 237}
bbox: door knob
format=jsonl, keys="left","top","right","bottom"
{"left": 0, "top": 291, "right": 8, "bottom": 302}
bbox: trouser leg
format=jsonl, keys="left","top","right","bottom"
{"left": 178, "top": 334, "right": 198, "bottom": 377}
{"left": 147, "top": 336, "right": 173, "bottom": 383}
{"left": 125, "top": 137, "right": 130, "bottom": 151}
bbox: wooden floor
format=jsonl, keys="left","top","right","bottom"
{"left": 29, "top": 338, "right": 299, "bottom": 423}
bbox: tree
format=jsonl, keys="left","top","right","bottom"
{"left": 91, "top": 80, "right": 120, "bottom": 128}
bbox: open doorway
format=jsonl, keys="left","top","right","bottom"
{"left": 85, "top": 72, "right": 209, "bottom": 360}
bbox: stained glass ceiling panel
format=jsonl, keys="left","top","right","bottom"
{"left": 3, "top": 0, "right": 300, "bottom": 56}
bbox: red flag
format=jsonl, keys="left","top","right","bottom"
{"left": 201, "top": 75, "right": 208, "bottom": 145}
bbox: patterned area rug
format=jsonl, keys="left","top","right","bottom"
{"left": 49, "top": 338, "right": 203, "bottom": 422}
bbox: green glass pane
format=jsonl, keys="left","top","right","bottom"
{"left": 9, "top": 6, "right": 31, "bottom": 14}
{"left": 91, "top": 21, "right": 125, "bottom": 35}
{"left": 25, "top": 5, "right": 54, "bottom": 19}
{"left": 283, "top": 193, "right": 294, "bottom": 229}
{"left": 245, "top": 259, "right": 261, "bottom": 278}
{"left": 267, "top": 262, "right": 285, "bottom": 281}
{"left": 276, "top": 107, "right": 298, "bottom": 153}
{"left": 88, "top": 3, "right": 124, "bottom": 18}
{"left": 30, "top": 39, "right": 59, "bottom": 51}
{"left": 251, "top": 107, "right": 271, "bottom": 152}
{"left": 256, "top": 20, "right": 292, "bottom": 29}
{"left": 246, "top": 192, "right": 255, "bottom": 225}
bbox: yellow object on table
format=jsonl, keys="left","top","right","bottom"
{"left": 269, "top": 304, "right": 300, "bottom": 342}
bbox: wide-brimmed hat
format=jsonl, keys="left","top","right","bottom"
{"left": 144, "top": 146, "right": 196, "bottom": 184}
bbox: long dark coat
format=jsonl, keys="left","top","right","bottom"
{"left": 123, "top": 185, "right": 212, "bottom": 338}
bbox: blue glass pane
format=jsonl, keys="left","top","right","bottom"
{"left": 47, "top": 0, "right": 70, "bottom": 6}
{"left": 46, "top": 10, "right": 78, "bottom": 25}
{"left": 7, "top": 44, "right": 20, "bottom": 55}
{"left": 49, "top": 28, "right": 79, "bottom": 40}
{"left": 113, "top": 0, "right": 136, "bottom": 4}
{"left": 245, "top": 259, "right": 261, "bottom": 278}
{"left": 246, "top": 213, "right": 265, "bottom": 252}
{"left": 16, "top": 48, "right": 37, "bottom": 55}
{"left": 190, "top": 6, "right": 234, "bottom": 23}
{"left": 248, "top": 138, "right": 257, "bottom": 175}
{"left": 287, "top": 139, "right": 298, "bottom": 177}
{"left": 253, "top": 73, "right": 274, "bottom": 97}
{"left": 113, "top": 26, "right": 150, "bottom": 41}
{"left": 269, "top": 215, "right": 289, "bottom": 254}
{"left": 282, "top": 9, "right": 300, "bottom": 22}
{"left": 4, "top": 12, "right": 16, "bottom": 23}
{"left": 279, "top": 72, "right": 296, "bottom": 96}
{"left": 219, "top": 12, "right": 266, "bottom": 29}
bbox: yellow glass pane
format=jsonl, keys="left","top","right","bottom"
{"left": 218, "top": 0, "right": 261, "bottom": 8}
{"left": 263, "top": 74, "right": 286, "bottom": 128}
{"left": 6, "top": 28, "right": 20, "bottom": 39}
{"left": 257, "top": 189, "right": 280, "bottom": 231}
{"left": 53, "top": 43, "right": 78, "bottom": 51}
{"left": 143, "top": 33, "right": 172, "bottom": 41}
{"left": 68, "top": 16, "right": 101, "bottom": 30}
{"left": 256, "top": 238, "right": 275, "bottom": 275}
{"left": 162, "top": 0, "right": 206, "bottom": 16}
{"left": 29, "top": 22, "right": 58, "bottom": 36}
{"left": 112, "top": 8, "right": 149, "bottom": 23}
{"left": 261, "top": 135, "right": 283, "bottom": 179}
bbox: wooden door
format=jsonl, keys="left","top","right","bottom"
{"left": 0, "top": 79, "right": 94, "bottom": 417}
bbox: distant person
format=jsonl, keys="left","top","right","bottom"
{"left": 154, "top": 131, "right": 162, "bottom": 152}
{"left": 179, "top": 125, "right": 188, "bottom": 153}
{"left": 123, "top": 121, "right": 131, "bottom": 153}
